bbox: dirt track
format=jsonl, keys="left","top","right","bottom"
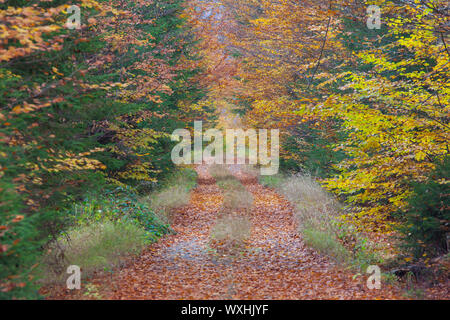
{"left": 45, "top": 163, "right": 403, "bottom": 299}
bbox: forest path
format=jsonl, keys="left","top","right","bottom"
{"left": 72, "top": 163, "right": 402, "bottom": 300}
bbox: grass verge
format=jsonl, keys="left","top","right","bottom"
{"left": 39, "top": 168, "right": 197, "bottom": 285}
{"left": 260, "top": 173, "right": 381, "bottom": 271}
{"left": 40, "top": 219, "right": 150, "bottom": 283}
{"left": 144, "top": 167, "right": 198, "bottom": 224}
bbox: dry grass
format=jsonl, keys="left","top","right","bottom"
{"left": 281, "top": 174, "right": 350, "bottom": 262}
{"left": 209, "top": 164, "right": 254, "bottom": 212}
{"left": 261, "top": 173, "right": 349, "bottom": 262}
{"left": 210, "top": 214, "right": 252, "bottom": 256}
{"left": 146, "top": 185, "right": 191, "bottom": 224}
{"left": 216, "top": 178, "right": 243, "bottom": 191}
{"left": 39, "top": 168, "right": 197, "bottom": 286}
{"left": 211, "top": 214, "right": 251, "bottom": 242}
{"left": 277, "top": 174, "right": 341, "bottom": 232}
{"left": 222, "top": 189, "right": 253, "bottom": 213}
{"left": 260, "top": 173, "right": 381, "bottom": 268}
{"left": 209, "top": 164, "right": 254, "bottom": 255}
{"left": 39, "top": 220, "right": 149, "bottom": 284}
{"left": 240, "top": 164, "right": 260, "bottom": 178}
{"left": 209, "top": 164, "right": 232, "bottom": 181}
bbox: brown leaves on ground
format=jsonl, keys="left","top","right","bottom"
{"left": 44, "top": 164, "right": 406, "bottom": 300}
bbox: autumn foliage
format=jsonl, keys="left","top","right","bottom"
{"left": 0, "top": 0, "right": 204, "bottom": 298}
{"left": 0, "top": 0, "right": 449, "bottom": 299}
{"left": 195, "top": 0, "right": 448, "bottom": 234}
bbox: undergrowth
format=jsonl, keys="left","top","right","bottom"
{"left": 144, "top": 167, "right": 198, "bottom": 223}
{"left": 38, "top": 168, "right": 197, "bottom": 286}
{"left": 260, "top": 173, "right": 381, "bottom": 271}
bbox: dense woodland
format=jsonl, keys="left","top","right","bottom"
{"left": 0, "top": 0, "right": 448, "bottom": 299}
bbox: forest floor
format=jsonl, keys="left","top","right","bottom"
{"left": 43, "top": 163, "right": 409, "bottom": 300}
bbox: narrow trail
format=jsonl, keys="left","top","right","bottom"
{"left": 50, "top": 163, "right": 403, "bottom": 299}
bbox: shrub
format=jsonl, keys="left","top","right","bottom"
{"left": 37, "top": 185, "right": 173, "bottom": 286}
{"left": 73, "top": 186, "right": 170, "bottom": 239}
{"left": 160, "top": 168, "right": 198, "bottom": 192}
{"left": 399, "top": 157, "right": 450, "bottom": 259}
{"left": 0, "top": 0, "right": 202, "bottom": 299}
